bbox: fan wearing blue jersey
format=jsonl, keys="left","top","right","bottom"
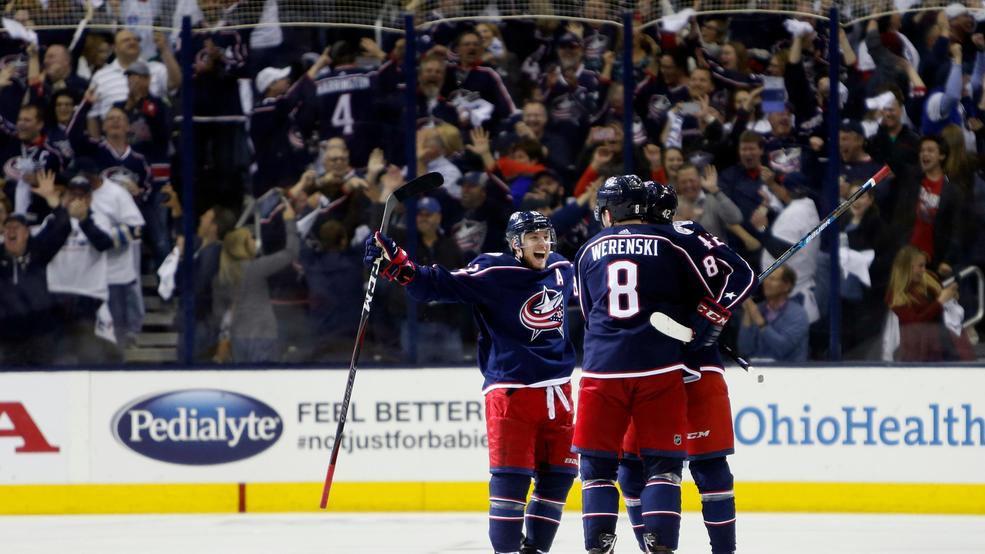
{"left": 364, "top": 211, "right": 577, "bottom": 554}
{"left": 573, "top": 177, "right": 755, "bottom": 553}
{"left": 616, "top": 181, "right": 754, "bottom": 554}
{"left": 314, "top": 41, "right": 384, "bottom": 167}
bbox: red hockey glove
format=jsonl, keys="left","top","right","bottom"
{"left": 372, "top": 231, "right": 417, "bottom": 286}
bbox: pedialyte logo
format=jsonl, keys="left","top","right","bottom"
{"left": 113, "top": 389, "right": 282, "bottom": 465}
{"left": 519, "top": 285, "right": 565, "bottom": 341}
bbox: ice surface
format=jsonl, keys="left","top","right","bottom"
{"left": 1, "top": 512, "right": 984, "bottom": 553}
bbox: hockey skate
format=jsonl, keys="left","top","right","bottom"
{"left": 587, "top": 532, "right": 617, "bottom": 553}
{"left": 642, "top": 532, "right": 675, "bottom": 553}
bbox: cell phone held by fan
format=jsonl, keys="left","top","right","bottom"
{"left": 678, "top": 101, "right": 701, "bottom": 116}
{"left": 256, "top": 189, "right": 290, "bottom": 223}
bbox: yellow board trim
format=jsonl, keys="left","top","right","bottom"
{"left": 1, "top": 482, "right": 983, "bottom": 515}
{"left": 0, "top": 483, "right": 236, "bottom": 515}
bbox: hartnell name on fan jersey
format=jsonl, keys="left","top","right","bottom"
{"left": 590, "top": 237, "right": 660, "bottom": 261}
{"left": 316, "top": 74, "right": 372, "bottom": 95}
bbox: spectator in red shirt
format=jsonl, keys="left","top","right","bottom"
{"left": 886, "top": 245, "right": 972, "bottom": 361}
{"left": 888, "top": 136, "right": 967, "bottom": 274}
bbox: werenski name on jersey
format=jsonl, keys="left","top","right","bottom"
{"left": 589, "top": 237, "right": 660, "bottom": 261}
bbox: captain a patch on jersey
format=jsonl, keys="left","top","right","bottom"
{"left": 519, "top": 285, "right": 565, "bottom": 341}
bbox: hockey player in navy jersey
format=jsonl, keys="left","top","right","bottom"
{"left": 573, "top": 176, "right": 754, "bottom": 553}
{"left": 617, "top": 181, "right": 754, "bottom": 554}
{"left": 364, "top": 211, "right": 577, "bottom": 554}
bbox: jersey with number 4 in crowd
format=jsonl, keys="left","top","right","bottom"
{"left": 575, "top": 220, "right": 755, "bottom": 375}
{"left": 404, "top": 251, "right": 576, "bottom": 394}
{"left": 314, "top": 64, "right": 381, "bottom": 166}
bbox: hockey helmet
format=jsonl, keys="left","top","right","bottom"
{"left": 505, "top": 210, "right": 556, "bottom": 254}
{"left": 594, "top": 174, "right": 649, "bottom": 224}
{"left": 644, "top": 180, "right": 678, "bottom": 224}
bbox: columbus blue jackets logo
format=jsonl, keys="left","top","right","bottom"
{"left": 519, "top": 286, "right": 565, "bottom": 341}
{"left": 648, "top": 94, "right": 671, "bottom": 119}
{"left": 101, "top": 166, "right": 140, "bottom": 188}
{"left": 672, "top": 220, "right": 694, "bottom": 235}
{"left": 4, "top": 149, "right": 53, "bottom": 181}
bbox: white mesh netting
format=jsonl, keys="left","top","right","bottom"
{"left": 4, "top": 0, "right": 983, "bottom": 34}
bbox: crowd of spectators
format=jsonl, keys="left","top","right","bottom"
{"left": 1, "top": 0, "right": 984, "bottom": 366}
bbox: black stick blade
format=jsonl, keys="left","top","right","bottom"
{"left": 393, "top": 172, "right": 444, "bottom": 201}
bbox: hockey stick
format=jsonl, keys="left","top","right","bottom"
{"left": 648, "top": 312, "right": 762, "bottom": 382}
{"left": 319, "top": 172, "right": 444, "bottom": 509}
{"left": 757, "top": 165, "right": 892, "bottom": 284}
{"left": 649, "top": 165, "right": 893, "bottom": 380}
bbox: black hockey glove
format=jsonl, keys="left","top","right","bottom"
{"left": 688, "top": 297, "right": 731, "bottom": 350}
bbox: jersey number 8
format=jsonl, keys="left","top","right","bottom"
{"left": 606, "top": 260, "right": 640, "bottom": 318}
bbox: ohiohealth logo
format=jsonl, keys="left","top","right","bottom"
{"left": 112, "top": 389, "right": 283, "bottom": 465}
{"left": 734, "top": 404, "right": 985, "bottom": 447}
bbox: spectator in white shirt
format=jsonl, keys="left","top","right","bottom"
{"left": 759, "top": 172, "right": 820, "bottom": 323}
{"left": 415, "top": 125, "right": 463, "bottom": 199}
{"left": 85, "top": 156, "right": 147, "bottom": 348}
{"left": 87, "top": 29, "right": 180, "bottom": 135}
{"left": 47, "top": 170, "right": 118, "bottom": 363}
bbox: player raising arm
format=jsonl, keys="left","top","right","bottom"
{"left": 572, "top": 176, "right": 754, "bottom": 553}
{"left": 364, "top": 211, "right": 577, "bottom": 554}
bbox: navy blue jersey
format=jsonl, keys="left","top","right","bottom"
{"left": 539, "top": 66, "right": 604, "bottom": 127}
{"left": 314, "top": 65, "right": 380, "bottom": 166}
{"left": 405, "top": 252, "right": 576, "bottom": 393}
{"left": 441, "top": 63, "right": 517, "bottom": 129}
{"left": 177, "top": 27, "right": 249, "bottom": 118}
{"left": 67, "top": 101, "right": 152, "bottom": 202}
{"left": 683, "top": 346, "right": 725, "bottom": 384}
{"left": 582, "top": 26, "right": 618, "bottom": 73}
{"left": 112, "top": 95, "right": 170, "bottom": 166}
{"left": 0, "top": 113, "right": 64, "bottom": 226}
{"left": 575, "top": 221, "right": 755, "bottom": 377}
{"left": 250, "top": 75, "right": 313, "bottom": 195}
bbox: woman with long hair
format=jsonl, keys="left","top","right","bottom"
{"left": 612, "top": 23, "right": 659, "bottom": 82}
{"left": 701, "top": 40, "right": 762, "bottom": 90}
{"left": 476, "top": 22, "right": 506, "bottom": 66}
{"left": 940, "top": 124, "right": 978, "bottom": 192}
{"left": 653, "top": 146, "right": 684, "bottom": 188}
{"left": 838, "top": 183, "right": 891, "bottom": 358}
{"left": 938, "top": 125, "right": 980, "bottom": 269}
{"left": 213, "top": 204, "right": 299, "bottom": 363}
{"left": 886, "top": 245, "right": 972, "bottom": 361}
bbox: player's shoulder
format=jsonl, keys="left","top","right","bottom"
{"left": 581, "top": 223, "right": 694, "bottom": 247}
{"left": 546, "top": 252, "right": 572, "bottom": 269}
{"left": 634, "top": 220, "right": 720, "bottom": 255}
{"left": 458, "top": 252, "right": 518, "bottom": 273}
{"left": 634, "top": 219, "right": 707, "bottom": 239}
{"left": 578, "top": 226, "right": 621, "bottom": 247}
{"left": 575, "top": 226, "right": 628, "bottom": 264}
{"left": 665, "top": 219, "right": 709, "bottom": 237}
